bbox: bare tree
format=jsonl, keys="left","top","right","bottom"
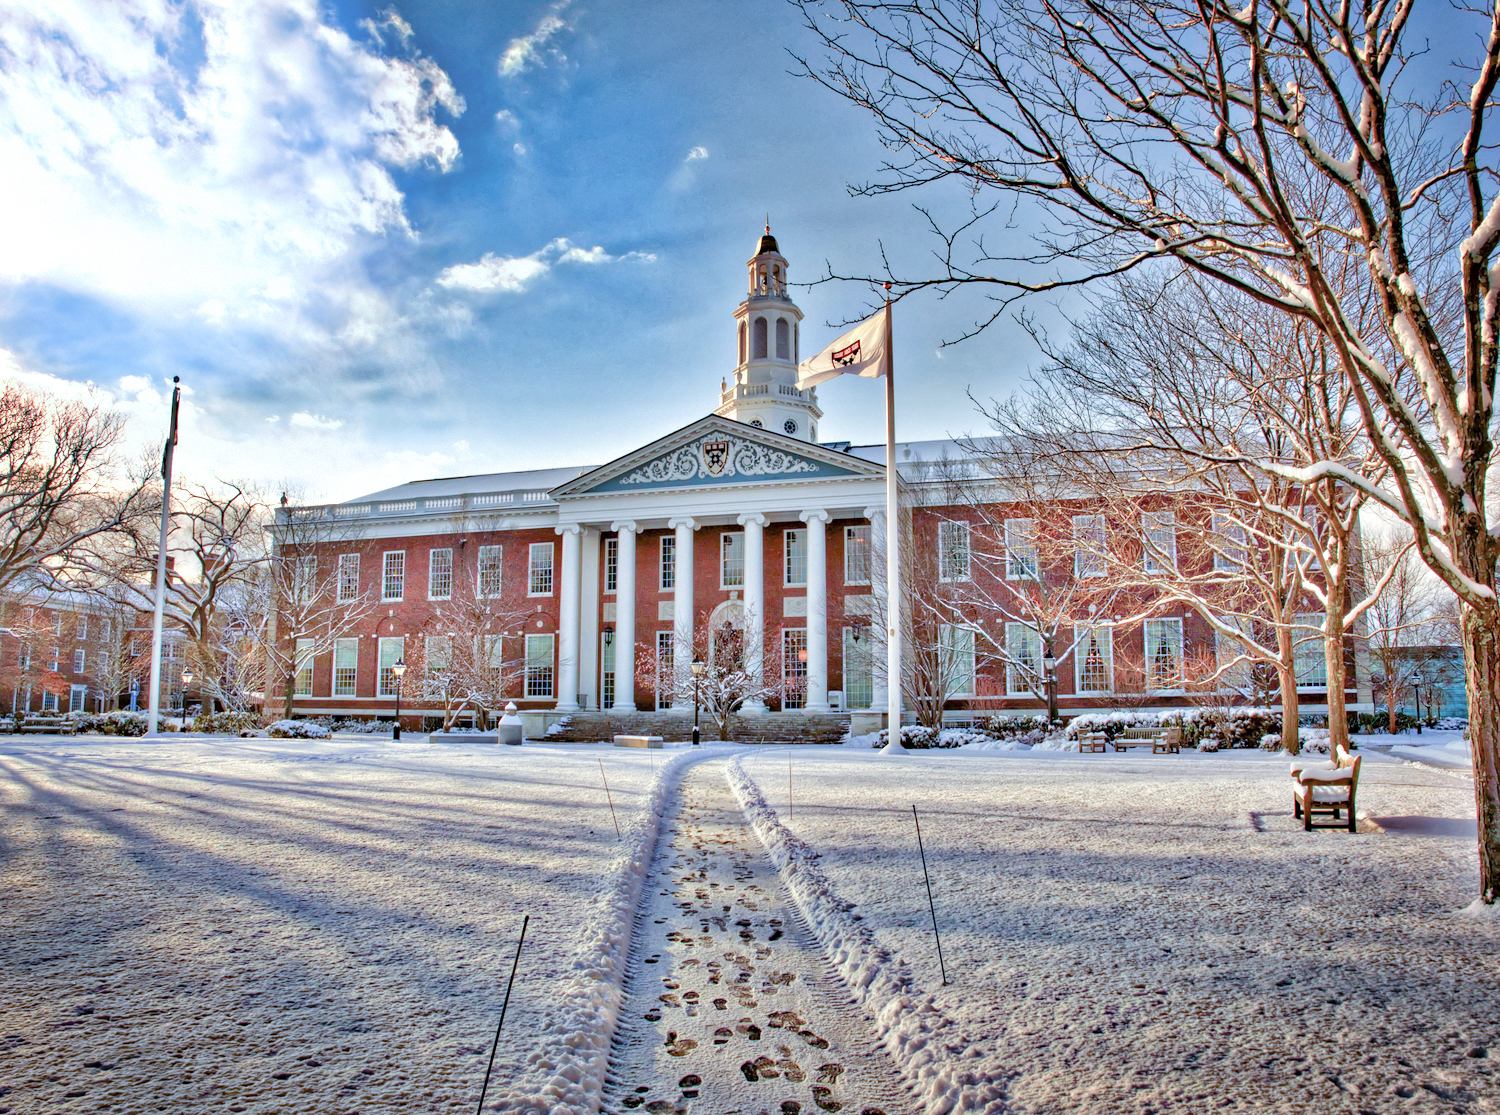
{"left": 406, "top": 577, "right": 532, "bottom": 732}
{"left": 1363, "top": 530, "right": 1440, "bottom": 732}
{"left": 796, "top": 0, "right": 1500, "bottom": 898}
{"left": 635, "top": 611, "right": 785, "bottom": 740}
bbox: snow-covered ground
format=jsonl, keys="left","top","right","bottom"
{"left": 736, "top": 746, "right": 1499, "bottom": 1113}
{"left": 0, "top": 735, "right": 693, "bottom": 1115}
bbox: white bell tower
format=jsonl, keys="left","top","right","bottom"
{"left": 715, "top": 225, "right": 822, "bottom": 442}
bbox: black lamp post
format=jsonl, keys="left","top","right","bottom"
{"left": 181, "top": 668, "right": 193, "bottom": 724}
{"left": 1412, "top": 672, "right": 1424, "bottom": 734}
{"left": 1042, "top": 646, "right": 1059, "bottom": 725}
{"left": 392, "top": 658, "right": 407, "bottom": 740}
{"left": 691, "top": 656, "right": 705, "bottom": 745}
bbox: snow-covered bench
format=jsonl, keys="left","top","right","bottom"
{"left": 614, "top": 735, "right": 664, "bottom": 749}
{"left": 1112, "top": 726, "right": 1182, "bottom": 754}
{"left": 1291, "top": 749, "right": 1362, "bottom": 832}
{"left": 1079, "top": 731, "right": 1108, "bottom": 753}
{"left": 18, "top": 717, "right": 75, "bottom": 735}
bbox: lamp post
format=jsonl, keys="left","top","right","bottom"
{"left": 392, "top": 659, "right": 407, "bottom": 740}
{"left": 1042, "top": 646, "right": 1059, "bottom": 725}
{"left": 181, "top": 669, "right": 193, "bottom": 726}
{"left": 603, "top": 625, "right": 614, "bottom": 710}
{"left": 691, "top": 656, "right": 705, "bottom": 746}
{"left": 1412, "top": 672, "right": 1424, "bottom": 734}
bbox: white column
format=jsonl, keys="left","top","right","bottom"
{"left": 669, "top": 517, "right": 697, "bottom": 711}
{"left": 738, "top": 512, "right": 766, "bottom": 715}
{"left": 800, "top": 509, "right": 830, "bottom": 713}
{"left": 865, "top": 505, "right": 889, "bottom": 714}
{"left": 579, "top": 527, "right": 600, "bottom": 710}
{"left": 610, "top": 522, "right": 637, "bottom": 712}
{"left": 555, "top": 524, "right": 582, "bottom": 711}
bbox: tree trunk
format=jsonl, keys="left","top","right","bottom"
{"left": 1461, "top": 602, "right": 1500, "bottom": 904}
{"left": 1277, "top": 627, "right": 1300, "bottom": 753}
{"left": 281, "top": 668, "right": 295, "bottom": 721}
{"left": 1324, "top": 610, "right": 1350, "bottom": 753}
{"left": 1387, "top": 684, "right": 1399, "bottom": 734}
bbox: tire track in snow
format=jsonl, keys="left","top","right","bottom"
{"left": 603, "top": 760, "right": 910, "bottom": 1115}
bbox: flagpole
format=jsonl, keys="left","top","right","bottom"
{"left": 146, "top": 377, "right": 181, "bottom": 737}
{"left": 881, "top": 293, "right": 903, "bottom": 750}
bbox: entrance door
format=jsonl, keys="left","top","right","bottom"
{"left": 600, "top": 633, "right": 616, "bottom": 710}
{"left": 656, "top": 631, "right": 675, "bottom": 711}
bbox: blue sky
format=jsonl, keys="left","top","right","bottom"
{"left": 0, "top": 0, "right": 1056, "bottom": 502}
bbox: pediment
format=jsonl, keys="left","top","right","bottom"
{"left": 552, "top": 416, "right": 882, "bottom": 498}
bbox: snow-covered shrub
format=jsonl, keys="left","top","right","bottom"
{"left": 1434, "top": 717, "right": 1469, "bottom": 732}
{"left": 192, "top": 710, "right": 262, "bottom": 735}
{"left": 1066, "top": 707, "right": 1278, "bottom": 750}
{"left": 864, "top": 725, "right": 951, "bottom": 748}
{"left": 267, "top": 719, "right": 331, "bottom": 739}
{"left": 92, "top": 710, "right": 149, "bottom": 736}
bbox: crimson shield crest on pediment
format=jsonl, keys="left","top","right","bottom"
{"left": 702, "top": 440, "right": 730, "bottom": 475}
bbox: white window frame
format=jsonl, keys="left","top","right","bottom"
{"left": 784, "top": 529, "right": 807, "bottom": 587}
{"left": 659, "top": 535, "right": 676, "bottom": 591}
{"left": 525, "top": 633, "right": 555, "bottom": 698}
{"left": 294, "top": 638, "right": 314, "bottom": 696}
{"left": 841, "top": 626, "right": 873, "bottom": 709}
{"left": 1294, "top": 612, "right": 1328, "bottom": 687}
{"left": 529, "top": 542, "right": 554, "bottom": 597}
{"left": 1074, "top": 624, "right": 1114, "bottom": 694}
{"left": 99, "top": 617, "right": 110, "bottom": 641}
{"left": 782, "top": 628, "right": 808, "bottom": 708}
{"left": 1145, "top": 618, "right": 1184, "bottom": 692}
{"left": 425, "top": 634, "right": 452, "bottom": 681}
{"left": 337, "top": 553, "right": 360, "bottom": 602}
{"left": 939, "top": 520, "right": 972, "bottom": 582}
{"left": 478, "top": 545, "right": 503, "bottom": 598}
{"left": 1005, "top": 622, "right": 1043, "bottom": 696}
{"left": 378, "top": 636, "right": 405, "bottom": 697}
{"left": 1215, "top": 617, "right": 1253, "bottom": 693}
{"left": 720, "top": 531, "right": 745, "bottom": 589}
{"left": 333, "top": 638, "right": 359, "bottom": 697}
{"left": 382, "top": 551, "right": 405, "bottom": 602}
{"left": 41, "top": 689, "right": 57, "bottom": 712}
{"left": 76, "top": 616, "right": 87, "bottom": 640}
{"left": 1142, "top": 512, "right": 1178, "bottom": 574}
{"left": 295, "top": 555, "right": 318, "bottom": 604}
{"left": 1072, "top": 514, "right": 1106, "bottom": 579}
{"left": 604, "top": 538, "right": 618, "bottom": 594}
{"left": 844, "top": 525, "right": 871, "bottom": 585}
{"left": 655, "top": 630, "right": 675, "bottom": 711}
{"left": 428, "top": 548, "right": 453, "bottom": 600}
{"left": 72, "top": 648, "right": 85, "bottom": 673}
{"left": 69, "top": 684, "right": 86, "bottom": 713}
{"left": 940, "top": 624, "right": 977, "bottom": 697}
{"left": 1004, "top": 518, "right": 1039, "bottom": 580}
{"left": 1212, "top": 511, "right": 1249, "bottom": 571}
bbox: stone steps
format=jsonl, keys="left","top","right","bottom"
{"left": 546, "top": 710, "right": 851, "bottom": 744}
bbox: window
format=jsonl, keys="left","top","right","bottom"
{"left": 1004, "top": 518, "right": 1039, "bottom": 580}
{"left": 16, "top": 644, "right": 27, "bottom": 670}
{"left": 776, "top": 318, "right": 790, "bottom": 360}
{"left": 1295, "top": 613, "right": 1328, "bottom": 687}
{"left": 656, "top": 630, "right": 675, "bottom": 710}
{"left": 1142, "top": 512, "right": 1177, "bottom": 573}
{"left": 721, "top": 532, "right": 745, "bottom": 589}
{"left": 604, "top": 538, "right": 618, "bottom": 594}
{"left": 383, "top": 551, "right": 405, "bottom": 601}
{"left": 1145, "top": 618, "right": 1184, "bottom": 691}
{"left": 842, "top": 627, "right": 873, "bottom": 709}
{"left": 72, "top": 649, "right": 85, "bottom": 673}
{"left": 845, "top": 525, "right": 871, "bottom": 585}
{"left": 49, "top": 647, "right": 59, "bottom": 671}
{"left": 97, "top": 652, "right": 108, "bottom": 675}
{"left": 99, "top": 617, "right": 110, "bottom": 641}
{"left": 295, "top": 555, "right": 318, "bottom": 603}
{"left": 1073, "top": 514, "right": 1106, "bottom": 579}
{"left": 1005, "top": 623, "right": 1043, "bottom": 696}
{"left": 294, "top": 638, "right": 314, "bottom": 696}
{"left": 659, "top": 535, "right": 676, "bottom": 590}
{"left": 76, "top": 616, "right": 87, "bottom": 640}
{"left": 529, "top": 542, "right": 554, "bottom": 596}
{"left": 738, "top": 321, "right": 747, "bottom": 364}
{"left": 69, "top": 684, "right": 86, "bottom": 713}
{"left": 378, "top": 637, "right": 405, "bottom": 697}
{"left": 53, "top": 612, "right": 62, "bottom": 636}
{"left": 333, "top": 638, "right": 358, "bottom": 696}
{"left": 753, "top": 316, "right": 768, "bottom": 359}
{"left": 783, "top": 628, "right": 808, "bottom": 708}
{"left": 428, "top": 548, "right": 453, "bottom": 600}
{"left": 1215, "top": 617, "right": 1252, "bottom": 692}
{"left": 939, "top": 520, "right": 971, "bottom": 582}
{"left": 484, "top": 634, "right": 504, "bottom": 669}
{"left": 1212, "top": 512, "right": 1249, "bottom": 571}
{"left": 425, "top": 635, "right": 452, "bottom": 680}
{"left": 526, "top": 634, "right": 555, "bottom": 698}
{"left": 1075, "top": 625, "right": 1113, "bottom": 693}
{"left": 478, "top": 545, "right": 503, "bottom": 598}
{"left": 338, "top": 554, "right": 360, "bottom": 601}
{"left": 41, "top": 690, "right": 57, "bottom": 712}
{"left": 940, "top": 624, "right": 976, "bottom": 696}
{"left": 784, "top": 529, "right": 807, "bottom": 586}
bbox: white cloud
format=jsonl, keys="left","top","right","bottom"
{"left": 435, "top": 238, "right": 655, "bottom": 295}
{"left": 686, "top": 146, "right": 709, "bottom": 161}
{"left": 289, "top": 412, "right": 344, "bottom": 431}
{"left": 495, "top": 109, "right": 521, "bottom": 132}
{"left": 499, "top": 2, "right": 574, "bottom": 78}
{"left": 513, "top": 142, "right": 529, "bottom": 156}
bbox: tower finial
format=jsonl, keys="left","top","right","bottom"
{"left": 765, "top": 213, "right": 770, "bottom": 233}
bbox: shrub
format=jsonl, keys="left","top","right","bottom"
{"left": 1065, "top": 707, "right": 1279, "bottom": 750}
{"left": 91, "top": 710, "right": 149, "bottom": 736}
{"left": 267, "top": 719, "right": 331, "bottom": 739}
{"left": 192, "top": 710, "right": 262, "bottom": 735}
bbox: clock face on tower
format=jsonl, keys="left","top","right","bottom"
{"left": 784, "top": 419, "right": 798, "bottom": 435}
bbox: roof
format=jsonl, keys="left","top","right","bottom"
{"left": 347, "top": 464, "right": 594, "bottom": 505}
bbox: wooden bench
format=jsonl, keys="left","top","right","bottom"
{"left": 1153, "top": 726, "right": 1183, "bottom": 754}
{"left": 1079, "top": 731, "right": 1108, "bottom": 753}
{"left": 614, "top": 734, "right": 664, "bottom": 749}
{"left": 1291, "top": 748, "right": 1361, "bottom": 832}
{"left": 18, "top": 717, "right": 75, "bottom": 735}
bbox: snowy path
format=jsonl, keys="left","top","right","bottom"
{"left": 603, "top": 760, "right": 909, "bottom": 1115}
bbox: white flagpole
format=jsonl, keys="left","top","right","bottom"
{"left": 881, "top": 294, "right": 903, "bottom": 750}
{"left": 146, "top": 377, "right": 181, "bottom": 737}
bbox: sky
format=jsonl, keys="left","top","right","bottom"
{"left": 0, "top": 0, "right": 1053, "bottom": 505}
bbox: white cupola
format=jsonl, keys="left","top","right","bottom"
{"left": 715, "top": 224, "right": 822, "bottom": 442}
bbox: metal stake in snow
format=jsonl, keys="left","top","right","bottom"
{"left": 912, "top": 804, "right": 948, "bottom": 986}
{"left": 475, "top": 914, "right": 528, "bottom": 1115}
{"left": 788, "top": 750, "right": 793, "bottom": 822}
{"left": 599, "top": 758, "right": 620, "bottom": 839}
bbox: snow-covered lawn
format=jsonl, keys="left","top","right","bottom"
{"left": 737, "top": 746, "right": 1499, "bottom": 1113}
{"left": 0, "top": 736, "right": 682, "bottom": 1115}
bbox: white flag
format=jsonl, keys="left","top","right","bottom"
{"left": 796, "top": 306, "right": 888, "bottom": 389}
